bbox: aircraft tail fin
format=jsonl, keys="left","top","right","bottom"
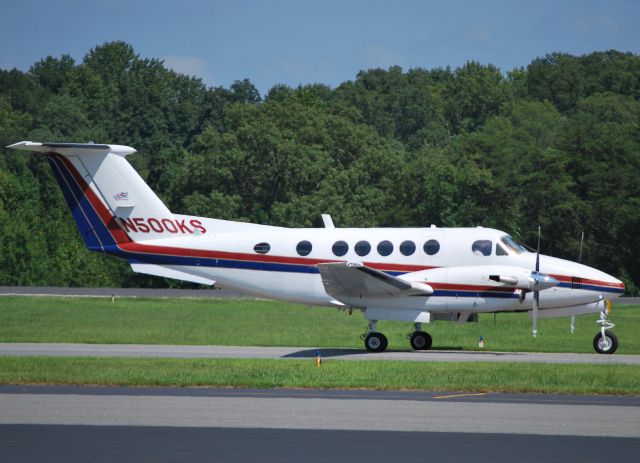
{"left": 7, "top": 141, "right": 190, "bottom": 250}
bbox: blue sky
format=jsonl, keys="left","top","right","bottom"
{"left": 2, "top": 0, "right": 639, "bottom": 95}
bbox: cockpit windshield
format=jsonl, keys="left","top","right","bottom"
{"left": 501, "top": 235, "right": 528, "bottom": 254}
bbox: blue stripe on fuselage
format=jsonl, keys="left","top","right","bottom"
{"left": 557, "top": 282, "right": 623, "bottom": 294}
{"left": 101, "top": 248, "right": 622, "bottom": 296}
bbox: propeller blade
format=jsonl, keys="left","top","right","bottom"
{"left": 535, "top": 225, "right": 541, "bottom": 272}
{"left": 532, "top": 225, "right": 541, "bottom": 338}
{"left": 570, "top": 315, "right": 576, "bottom": 334}
{"left": 532, "top": 290, "right": 539, "bottom": 338}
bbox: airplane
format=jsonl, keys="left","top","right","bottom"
{"left": 7, "top": 141, "right": 625, "bottom": 354}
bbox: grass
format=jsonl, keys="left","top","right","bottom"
{"left": 0, "top": 296, "right": 639, "bottom": 354}
{"left": 1, "top": 296, "right": 639, "bottom": 393}
{"left": 1, "top": 356, "right": 639, "bottom": 394}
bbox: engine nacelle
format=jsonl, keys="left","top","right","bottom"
{"left": 400, "top": 265, "right": 558, "bottom": 292}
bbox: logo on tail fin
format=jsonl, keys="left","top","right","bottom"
{"left": 113, "top": 192, "right": 129, "bottom": 201}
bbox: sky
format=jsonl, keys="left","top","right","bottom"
{"left": 2, "top": 0, "right": 639, "bottom": 96}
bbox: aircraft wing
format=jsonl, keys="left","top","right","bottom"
{"left": 317, "top": 262, "right": 433, "bottom": 305}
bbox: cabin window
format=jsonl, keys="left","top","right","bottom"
{"left": 423, "top": 239, "right": 440, "bottom": 255}
{"left": 400, "top": 240, "right": 416, "bottom": 256}
{"left": 377, "top": 240, "right": 394, "bottom": 256}
{"left": 254, "top": 242, "right": 271, "bottom": 254}
{"left": 472, "top": 240, "right": 492, "bottom": 256}
{"left": 296, "top": 240, "right": 312, "bottom": 256}
{"left": 355, "top": 240, "right": 371, "bottom": 257}
{"left": 332, "top": 240, "right": 349, "bottom": 257}
{"left": 496, "top": 243, "right": 509, "bottom": 256}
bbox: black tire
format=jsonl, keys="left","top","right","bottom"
{"left": 410, "top": 331, "right": 432, "bottom": 350}
{"left": 364, "top": 332, "right": 388, "bottom": 353}
{"left": 593, "top": 331, "right": 618, "bottom": 354}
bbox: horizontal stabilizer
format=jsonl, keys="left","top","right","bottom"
{"left": 130, "top": 263, "right": 215, "bottom": 286}
{"left": 7, "top": 141, "right": 136, "bottom": 157}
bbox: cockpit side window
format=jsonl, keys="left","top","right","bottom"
{"left": 472, "top": 240, "right": 492, "bottom": 256}
{"left": 501, "top": 235, "right": 528, "bottom": 254}
{"left": 496, "top": 243, "right": 508, "bottom": 256}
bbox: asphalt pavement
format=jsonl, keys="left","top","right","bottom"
{"left": 3, "top": 425, "right": 638, "bottom": 463}
{"left": 2, "top": 342, "right": 639, "bottom": 365}
{"left": 0, "top": 285, "right": 244, "bottom": 299}
{"left": 1, "top": 385, "right": 638, "bottom": 463}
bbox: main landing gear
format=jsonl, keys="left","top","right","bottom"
{"left": 362, "top": 321, "right": 432, "bottom": 353}
{"left": 593, "top": 310, "right": 618, "bottom": 354}
{"left": 363, "top": 321, "right": 388, "bottom": 353}
{"left": 409, "top": 323, "right": 432, "bottom": 351}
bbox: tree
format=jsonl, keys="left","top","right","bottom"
{"left": 1, "top": 43, "right": 638, "bottom": 292}
{"left": 29, "top": 55, "right": 76, "bottom": 94}
{"left": 561, "top": 93, "right": 640, "bottom": 289}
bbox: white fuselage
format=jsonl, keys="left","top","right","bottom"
{"left": 122, "top": 217, "right": 624, "bottom": 316}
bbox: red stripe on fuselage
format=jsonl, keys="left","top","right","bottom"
{"left": 118, "top": 241, "right": 434, "bottom": 272}
{"left": 549, "top": 273, "right": 624, "bottom": 289}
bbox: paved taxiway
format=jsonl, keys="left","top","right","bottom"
{"left": 0, "top": 285, "right": 243, "bottom": 298}
{"left": 1, "top": 386, "right": 638, "bottom": 462}
{"left": 2, "top": 342, "right": 640, "bottom": 365}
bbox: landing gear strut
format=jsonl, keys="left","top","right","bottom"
{"left": 363, "top": 320, "right": 388, "bottom": 353}
{"left": 408, "top": 323, "right": 432, "bottom": 351}
{"left": 594, "top": 310, "right": 618, "bottom": 354}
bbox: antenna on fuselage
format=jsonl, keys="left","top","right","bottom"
{"left": 578, "top": 231, "right": 584, "bottom": 263}
{"left": 321, "top": 214, "right": 335, "bottom": 228}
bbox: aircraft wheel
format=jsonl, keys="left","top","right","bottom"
{"left": 410, "top": 331, "right": 432, "bottom": 350}
{"left": 364, "top": 332, "right": 388, "bottom": 353}
{"left": 593, "top": 331, "right": 618, "bottom": 354}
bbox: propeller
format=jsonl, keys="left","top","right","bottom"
{"left": 529, "top": 226, "right": 559, "bottom": 337}
{"left": 532, "top": 226, "right": 541, "bottom": 338}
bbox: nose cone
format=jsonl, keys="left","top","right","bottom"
{"left": 599, "top": 273, "right": 625, "bottom": 299}
{"left": 539, "top": 255, "right": 625, "bottom": 298}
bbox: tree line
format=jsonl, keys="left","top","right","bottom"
{"left": 1, "top": 42, "right": 638, "bottom": 293}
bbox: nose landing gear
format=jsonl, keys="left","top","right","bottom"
{"left": 594, "top": 310, "right": 618, "bottom": 354}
